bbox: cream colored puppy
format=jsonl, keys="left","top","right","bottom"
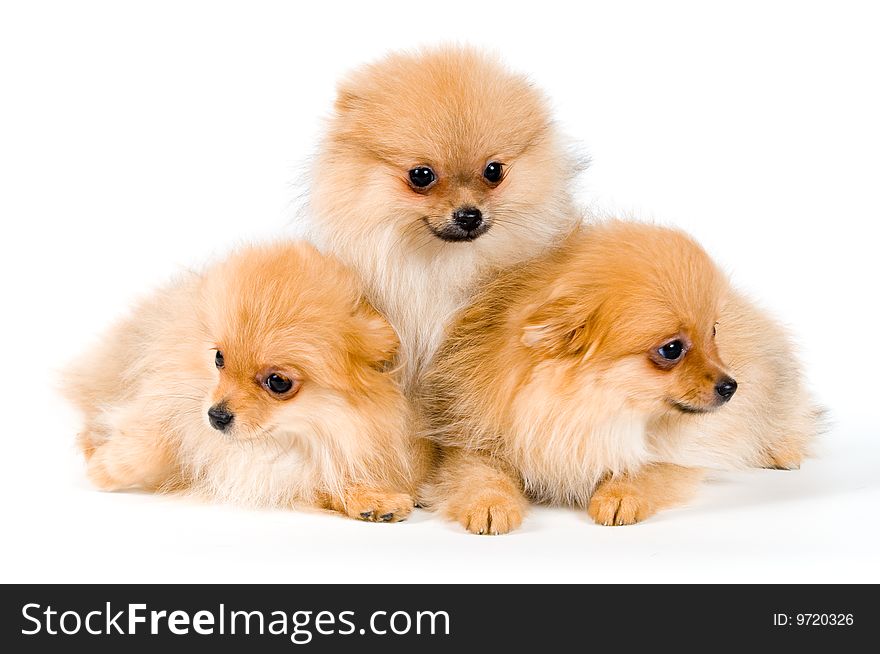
{"left": 65, "top": 242, "right": 430, "bottom": 521}
{"left": 420, "top": 221, "right": 821, "bottom": 533}
{"left": 306, "top": 46, "right": 582, "bottom": 392}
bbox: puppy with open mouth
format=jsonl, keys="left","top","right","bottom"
{"left": 306, "top": 46, "right": 583, "bottom": 392}
{"left": 420, "top": 221, "right": 821, "bottom": 533}
{"left": 64, "top": 242, "right": 429, "bottom": 521}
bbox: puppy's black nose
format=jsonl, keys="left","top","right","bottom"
{"left": 207, "top": 403, "right": 234, "bottom": 431}
{"left": 453, "top": 207, "right": 483, "bottom": 231}
{"left": 715, "top": 378, "right": 737, "bottom": 402}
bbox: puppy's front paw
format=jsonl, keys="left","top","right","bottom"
{"left": 588, "top": 483, "right": 653, "bottom": 526}
{"left": 451, "top": 494, "right": 524, "bottom": 535}
{"left": 344, "top": 489, "right": 414, "bottom": 523}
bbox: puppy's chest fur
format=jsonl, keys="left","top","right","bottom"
{"left": 376, "top": 258, "right": 472, "bottom": 392}
{"left": 164, "top": 398, "right": 321, "bottom": 507}
{"left": 161, "top": 373, "right": 375, "bottom": 507}
{"left": 190, "top": 434, "right": 314, "bottom": 506}
{"left": 327, "top": 230, "right": 484, "bottom": 392}
{"left": 505, "top": 365, "right": 653, "bottom": 505}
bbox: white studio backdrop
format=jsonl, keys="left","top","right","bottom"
{"left": 1, "top": 1, "right": 878, "bottom": 583}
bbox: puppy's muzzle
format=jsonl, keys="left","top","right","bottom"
{"left": 428, "top": 206, "right": 491, "bottom": 242}
{"left": 671, "top": 375, "right": 737, "bottom": 414}
{"left": 715, "top": 377, "right": 737, "bottom": 403}
{"left": 207, "top": 403, "right": 234, "bottom": 432}
{"left": 453, "top": 207, "right": 483, "bottom": 231}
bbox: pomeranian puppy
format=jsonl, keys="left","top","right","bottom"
{"left": 306, "top": 46, "right": 583, "bottom": 392}
{"left": 64, "top": 241, "right": 429, "bottom": 522}
{"left": 420, "top": 221, "right": 821, "bottom": 533}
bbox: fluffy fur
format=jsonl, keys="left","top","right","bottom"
{"left": 64, "top": 241, "right": 430, "bottom": 521}
{"left": 420, "top": 221, "right": 822, "bottom": 533}
{"left": 306, "top": 46, "right": 583, "bottom": 392}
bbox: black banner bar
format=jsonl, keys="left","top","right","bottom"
{"left": 1, "top": 584, "right": 872, "bottom": 651}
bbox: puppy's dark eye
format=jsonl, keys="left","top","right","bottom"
{"left": 483, "top": 161, "right": 504, "bottom": 184}
{"left": 658, "top": 340, "right": 685, "bottom": 361}
{"left": 215, "top": 351, "right": 224, "bottom": 369}
{"left": 266, "top": 373, "right": 293, "bottom": 394}
{"left": 408, "top": 167, "right": 436, "bottom": 188}
{"left": 713, "top": 322, "right": 718, "bottom": 337}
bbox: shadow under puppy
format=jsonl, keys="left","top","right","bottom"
{"left": 64, "top": 242, "right": 429, "bottom": 521}
{"left": 420, "top": 221, "right": 821, "bottom": 533}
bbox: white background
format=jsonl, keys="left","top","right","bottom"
{"left": 1, "top": 1, "right": 878, "bottom": 583}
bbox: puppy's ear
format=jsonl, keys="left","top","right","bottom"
{"left": 521, "top": 294, "right": 600, "bottom": 359}
{"left": 353, "top": 301, "right": 399, "bottom": 366}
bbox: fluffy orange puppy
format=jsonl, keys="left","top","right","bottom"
{"left": 307, "top": 46, "right": 582, "bottom": 392}
{"left": 64, "top": 242, "right": 428, "bottom": 521}
{"left": 420, "top": 221, "right": 821, "bottom": 533}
